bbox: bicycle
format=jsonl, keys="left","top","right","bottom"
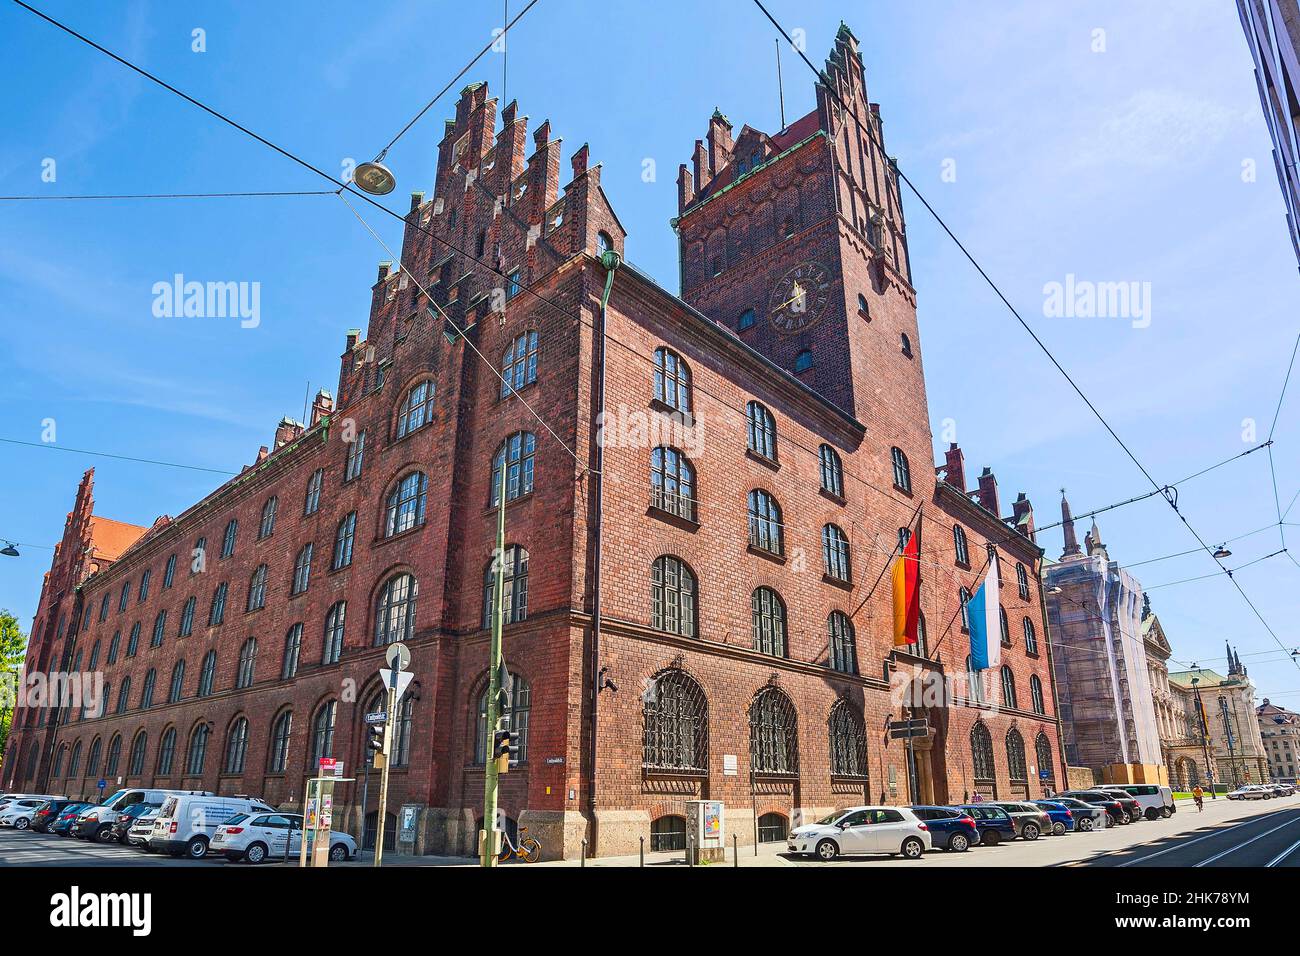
{"left": 497, "top": 825, "right": 542, "bottom": 864}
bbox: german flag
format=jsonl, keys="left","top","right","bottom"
{"left": 893, "top": 514, "right": 921, "bottom": 646}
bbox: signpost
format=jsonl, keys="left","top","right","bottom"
{"left": 481, "top": 459, "right": 509, "bottom": 868}
{"left": 373, "top": 641, "right": 411, "bottom": 868}
{"left": 888, "top": 717, "right": 930, "bottom": 803}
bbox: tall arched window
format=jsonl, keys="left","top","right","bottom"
{"left": 332, "top": 512, "right": 357, "bottom": 569}
{"left": 490, "top": 432, "right": 536, "bottom": 504}
{"left": 1030, "top": 674, "right": 1046, "bottom": 715}
{"left": 323, "top": 601, "right": 346, "bottom": 664}
{"left": 1016, "top": 562, "right": 1030, "bottom": 600}
{"left": 52, "top": 744, "right": 66, "bottom": 779}
{"left": 140, "top": 668, "right": 156, "bottom": 708}
{"left": 747, "top": 489, "right": 784, "bottom": 555}
{"left": 198, "top": 650, "right": 217, "bottom": 697}
{"left": 642, "top": 670, "right": 707, "bottom": 771}
{"left": 959, "top": 587, "right": 972, "bottom": 632}
{"left": 375, "top": 573, "right": 417, "bottom": 645}
{"left": 916, "top": 612, "right": 929, "bottom": 659}
{"left": 311, "top": 701, "right": 337, "bottom": 763}
{"left": 291, "top": 542, "right": 313, "bottom": 595}
{"left": 828, "top": 611, "right": 857, "bottom": 674}
{"left": 750, "top": 687, "right": 798, "bottom": 774}
{"left": 393, "top": 694, "right": 415, "bottom": 767}
{"left": 1023, "top": 617, "right": 1038, "bottom": 654}
{"left": 385, "top": 472, "right": 427, "bottom": 537}
{"left": 474, "top": 675, "right": 531, "bottom": 764}
{"left": 151, "top": 610, "right": 167, "bottom": 647}
{"left": 1036, "top": 731, "right": 1054, "bottom": 784}
{"left": 650, "top": 556, "right": 697, "bottom": 638}
{"left": 282, "top": 623, "right": 303, "bottom": 679}
{"left": 653, "top": 347, "right": 692, "bottom": 414}
{"left": 236, "top": 638, "right": 257, "bottom": 689}
{"left": 746, "top": 401, "right": 777, "bottom": 460}
{"left": 971, "top": 722, "right": 994, "bottom": 784}
{"left": 247, "top": 564, "right": 268, "bottom": 611}
{"left": 179, "top": 597, "right": 196, "bottom": 637}
{"left": 1001, "top": 665, "right": 1018, "bottom": 709}
{"left": 259, "top": 495, "right": 278, "bottom": 538}
{"left": 751, "top": 587, "right": 788, "bottom": 658}
{"left": 108, "top": 630, "right": 121, "bottom": 664}
{"left": 105, "top": 734, "right": 123, "bottom": 776}
{"left": 891, "top": 447, "right": 911, "bottom": 493}
{"left": 128, "top": 731, "right": 147, "bottom": 776}
{"left": 169, "top": 660, "right": 185, "bottom": 703}
{"left": 482, "top": 547, "right": 528, "bottom": 628}
{"left": 156, "top": 729, "right": 175, "bottom": 776}
{"left": 268, "top": 711, "right": 292, "bottom": 773}
{"left": 828, "top": 699, "right": 867, "bottom": 776}
{"left": 395, "top": 379, "right": 435, "bottom": 438}
{"left": 500, "top": 330, "right": 539, "bottom": 397}
{"left": 305, "top": 467, "right": 324, "bottom": 514}
{"left": 116, "top": 678, "right": 131, "bottom": 714}
{"left": 88, "top": 738, "right": 104, "bottom": 777}
{"left": 69, "top": 740, "right": 83, "bottom": 778}
{"left": 650, "top": 447, "right": 696, "bottom": 521}
{"left": 127, "top": 623, "right": 141, "bottom": 657}
{"left": 224, "top": 717, "right": 249, "bottom": 774}
{"left": 186, "top": 724, "right": 210, "bottom": 776}
{"left": 221, "top": 519, "right": 238, "bottom": 558}
{"left": 999, "top": 606, "right": 1010, "bottom": 646}
{"left": 953, "top": 525, "right": 970, "bottom": 565}
{"left": 822, "top": 524, "right": 851, "bottom": 581}
{"left": 1006, "top": 728, "right": 1027, "bottom": 782}
{"left": 819, "top": 444, "right": 843, "bottom": 498}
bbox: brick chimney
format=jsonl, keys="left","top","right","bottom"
{"left": 976, "top": 467, "right": 1000, "bottom": 517}
{"left": 677, "top": 163, "right": 695, "bottom": 214}
{"left": 274, "top": 417, "right": 304, "bottom": 450}
{"left": 707, "top": 108, "right": 734, "bottom": 177}
{"left": 1012, "top": 492, "right": 1036, "bottom": 541}
{"left": 937, "top": 442, "right": 966, "bottom": 491}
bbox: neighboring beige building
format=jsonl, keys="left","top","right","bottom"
{"left": 1167, "top": 651, "right": 1268, "bottom": 790}
{"left": 1258, "top": 698, "right": 1300, "bottom": 783}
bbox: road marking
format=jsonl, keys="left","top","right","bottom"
{"left": 1193, "top": 811, "right": 1300, "bottom": 867}
{"left": 1117, "top": 806, "right": 1297, "bottom": 867}
{"left": 1266, "top": 835, "right": 1300, "bottom": 867}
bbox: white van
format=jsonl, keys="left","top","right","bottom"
{"left": 149, "top": 794, "right": 274, "bottom": 858}
{"left": 1099, "top": 784, "right": 1175, "bottom": 820}
{"left": 73, "top": 788, "right": 214, "bottom": 842}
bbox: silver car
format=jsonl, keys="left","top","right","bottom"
{"left": 212, "top": 812, "right": 358, "bottom": 864}
{"left": 127, "top": 809, "right": 161, "bottom": 849}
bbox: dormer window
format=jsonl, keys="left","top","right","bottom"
{"left": 738, "top": 308, "right": 755, "bottom": 330}
{"left": 597, "top": 231, "right": 613, "bottom": 257}
{"left": 794, "top": 350, "right": 813, "bottom": 373}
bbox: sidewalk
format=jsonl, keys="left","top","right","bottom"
{"left": 343, "top": 839, "right": 793, "bottom": 868}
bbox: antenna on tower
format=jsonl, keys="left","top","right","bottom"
{"left": 775, "top": 38, "right": 787, "bottom": 130}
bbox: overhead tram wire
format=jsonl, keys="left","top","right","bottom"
{"left": 1144, "top": 549, "right": 1288, "bottom": 591}
{"left": 1266, "top": 331, "right": 1299, "bottom": 552}
{"left": 0, "top": 437, "right": 236, "bottom": 476}
{"left": 0, "top": 190, "right": 335, "bottom": 201}
{"left": 749, "top": 0, "right": 1298, "bottom": 670}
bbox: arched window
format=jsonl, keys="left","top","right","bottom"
{"left": 822, "top": 524, "right": 851, "bottom": 582}
{"left": 750, "top": 687, "right": 798, "bottom": 774}
{"left": 393, "top": 694, "right": 415, "bottom": 767}
{"left": 208, "top": 582, "right": 228, "bottom": 626}
{"left": 385, "top": 472, "right": 427, "bottom": 537}
{"left": 179, "top": 596, "right": 196, "bottom": 637}
{"left": 305, "top": 467, "right": 324, "bottom": 514}
{"left": 1036, "top": 732, "right": 1054, "bottom": 783}
{"left": 259, "top": 496, "right": 278, "bottom": 538}
{"left": 282, "top": 623, "right": 303, "bottom": 679}
{"left": 653, "top": 347, "right": 692, "bottom": 414}
{"left": 751, "top": 587, "right": 788, "bottom": 658}
{"left": 291, "top": 543, "right": 313, "bottom": 595}
{"left": 127, "top": 622, "right": 141, "bottom": 657}
{"left": 828, "top": 611, "right": 857, "bottom": 674}
{"left": 959, "top": 587, "right": 972, "bottom": 632}
{"left": 323, "top": 601, "right": 346, "bottom": 664}
{"left": 224, "top": 717, "right": 249, "bottom": 774}
{"left": 597, "top": 230, "right": 614, "bottom": 256}
{"left": 116, "top": 678, "right": 131, "bottom": 714}
{"left": 268, "top": 711, "right": 292, "bottom": 773}
{"left": 1016, "top": 562, "right": 1030, "bottom": 600}
{"left": 169, "top": 660, "right": 185, "bottom": 704}
{"left": 737, "top": 308, "right": 755, "bottom": 330}
{"left": 916, "top": 612, "right": 929, "bottom": 659}
{"left": 52, "top": 744, "right": 66, "bottom": 779}
{"left": 953, "top": 524, "right": 970, "bottom": 565}
{"left": 891, "top": 446, "right": 911, "bottom": 493}
{"left": 198, "top": 650, "right": 217, "bottom": 697}
{"left": 758, "top": 812, "right": 789, "bottom": 843}
{"left": 819, "top": 444, "right": 843, "bottom": 498}
{"left": 344, "top": 431, "right": 366, "bottom": 482}
{"left": 900, "top": 332, "right": 912, "bottom": 357}
{"left": 221, "top": 518, "right": 238, "bottom": 558}
{"left": 140, "top": 669, "right": 156, "bottom": 709}
{"left": 828, "top": 699, "right": 867, "bottom": 776}
{"left": 1023, "top": 617, "right": 1038, "bottom": 655}
{"left": 156, "top": 729, "right": 175, "bottom": 776}
{"left": 474, "top": 675, "right": 531, "bottom": 764}
{"left": 650, "top": 556, "right": 697, "bottom": 638}
{"left": 971, "top": 723, "right": 994, "bottom": 783}
{"left": 747, "top": 489, "right": 784, "bottom": 555}
{"left": 236, "top": 638, "right": 257, "bottom": 689}
{"left": 247, "top": 564, "right": 268, "bottom": 611}
{"left": 105, "top": 734, "right": 122, "bottom": 777}
{"left": 491, "top": 432, "right": 536, "bottom": 504}
{"left": 746, "top": 401, "right": 777, "bottom": 460}
{"left": 108, "top": 630, "right": 121, "bottom": 664}
{"left": 395, "top": 379, "right": 435, "bottom": 438}
{"left": 482, "top": 547, "right": 528, "bottom": 628}
{"left": 650, "top": 815, "right": 687, "bottom": 852}
{"left": 857, "top": 292, "right": 869, "bottom": 317}
{"left": 376, "top": 573, "right": 417, "bottom": 645}
{"left": 1030, "top": 675, "right": 1046, "bottom": 715}
{"left": 999, "top": 606, "right": 1010, "bottom": 646}
{"left": 151, "top": 610, "right": 167, "bottom": 647}
{"left": 500, "top": 330, "right": 539, "bottom": 397}
{"left": 88, "top": 640, "right": 101, "bottom": 670}
{"left": 650, "top": 447, "right": 696, "bottom": 522}
{"left": 311, "top": 701, "right": 337, "bottom": 763}
{"left": 641, "top": 670, "right": 707, "bottom": 770}
{"left": 1006, "top": 729, "right": 1027, "bottom": 782}
{"left": 186, "top": 724, "right": 210, "bottom": 776}
{"left": 794, "top": 350, "right": 813, "bottom": 373}
{"left": 1001, "top": 665, "right": 1018, "bottom": 709}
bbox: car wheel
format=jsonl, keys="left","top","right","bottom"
{"left": 14, "top": 818, "right": 29, "bottom": 831}
{"left": 1078, "top": 816, "right": 1094, "bottom": 832}
{"left": 901, "top": 837, "right": 925, "bottom": 860}
{"left": 329, "top": 843, "right": 349, "bottom": 862}
{"left": 245, "top": 842, "right": 268, "bottom": 865}
{"left": 185, "top": 836, "right": 209, "bottom": 859}
{"left": 1161, "top": 807, "right": 1172, "bottom": 819}
{"left": 982, "top": 830, "right": 1000, "bottom": 847}
{"left": 1022, "top": 823, "right": 1040, "bottom": 841}
{"left": 948, "top": 832, "right": 970, "bottom": 852}
{"left": 1144, "top": 808, "right": 1159, "bottom": 821}
{"left": 1052, "top": 822, "right": 1066, "bottom": 836}
{"left": 95, "top": 824, "right": 116, "bottom": 843}
{"left": 815, "top": 839, "right": 838, "bottom": 861}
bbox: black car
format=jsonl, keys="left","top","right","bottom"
{"left": 108, "top": 802, "right": 161, "bottom": 844}
{"left": 1061, "top": 790, "right": 1133, "bottom": 825}
{"left": 29, "top": 800, "right": 82, "bottom": 834}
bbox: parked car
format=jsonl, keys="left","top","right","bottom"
{"left": 988, "top": 802, "right": 1052, "bottom": 840}
{"left": 0, "top": 798, "right": 53, "bottom": 830}
{"left": 1044, "top": 797, "right": 1107, "bottom": 831}
{"left": 1060, "top": 790, "right": 1131, "bottom": 825}
{"left": 959, "top": 804, "right": 1018, "bottom": 846}
{"left": 1029, "top": 800, "right": 1075, "bottom": 835}
{"left": 126, "top": 808, "right": 161, "bottom": 849}
{"left": 108, "top": 801, "right": 162, "bottom": 845}
{"left": 0, "top": 793, "right": 62, "bottom": 813}
{"left": 49, "top": 803, "right": 94, "bottom": 836}
{"left": 212, "top": 812, "right": 358, "bottom": 864}
{"left": 1099, "top": 784, "right": 1175, "bottom": 820}
{"left": 148, "top": 794, "right": 274, "bottom": 859}
{"left": 786, "top": 806, "right": 931, "bottom": 860}
{"left": 909, "top": 806, "right": 978, "bottom": 851}
{"left": 1227, "top": 785, "right": 1271, "bottom": 800}
{"left": 74, "top": 788, "right": 214, "bottom": 842}
{"left": 30, "top": 799, "right": 84, "bottom": 834}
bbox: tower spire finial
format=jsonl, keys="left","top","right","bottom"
{"left": 1060, "top": 489, "right": 1082, "bottom": 558}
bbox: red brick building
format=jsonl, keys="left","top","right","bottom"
{"left": 4, "top": 26, "right": 1064, "bottom": 859}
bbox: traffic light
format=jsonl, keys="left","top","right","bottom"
{"left": 493, "top": 728, "right": 519, "bottom": 774}
{"left": 366, "top": 724, "right": 387, "bottom": 766}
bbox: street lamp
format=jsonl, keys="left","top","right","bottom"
{"left": 1190, "top": 673, "right": 1217, "bottom": 799}
{"left": 353, "top": 152, "right": 397, "bottom": 196}
{"left": 1212, "top": 545, "right": 1232, "bottom": 559}
{"left": 0, "top": 541, "right": 18, "bottom": 557}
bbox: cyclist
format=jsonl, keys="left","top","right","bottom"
{"left": 1192, "top": 785, "right": 1204, "bottom": 812}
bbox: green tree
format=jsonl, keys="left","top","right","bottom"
{"left": 0, "top": 609, "right": 28, "bottom": 772}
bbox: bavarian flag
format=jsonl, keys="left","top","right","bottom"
{"left": 967, "top": 562, "right": 1002, "bottom": 671}
{"left": 892, "top": 514, "right": 921, "bottom": 646}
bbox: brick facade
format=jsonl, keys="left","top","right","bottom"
{"left": 4, "top": 26, "right": 1064, "bottom": 859}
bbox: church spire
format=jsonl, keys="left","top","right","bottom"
{"left": 1060, "top": 489, "right": 1082, "bottom": 558}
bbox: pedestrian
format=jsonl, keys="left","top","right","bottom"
{"left": 1192, "top": 785, "right": 1204, "bottom": 812}
{"left": 971, "top": 791, "right": 984, "bottom": 803}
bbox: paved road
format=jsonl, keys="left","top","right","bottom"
{"left": 1087, "top": 800, "right": 1300, "bottom": 868}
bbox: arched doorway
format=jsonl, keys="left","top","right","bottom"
{"left": 1174, "top": 756, "right": 1200, "bottom": 790}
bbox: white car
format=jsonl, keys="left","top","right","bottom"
{"left": 1227, "top": 785, "right": 1271, "bottom": 800}
{"left": 787, "top": 806, "right": 931, "bottom": 861}
{"left": 212, "top": 812, "right": 357, "bottom": 864}
{"left": 149, "top": 794, "right": 274, "bottom": 858}
{"left": 0, "top": 798, "right": 52, "bottom": 830}
{"left": 1098, "top": 784, "right": 1176, "bottom": 820}
{"left": 127, "top": 809, "right": 161, "bottom": 849}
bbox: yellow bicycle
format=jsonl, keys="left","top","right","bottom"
{"left": 497, "top": 825, "right": 542, "bottom": 863}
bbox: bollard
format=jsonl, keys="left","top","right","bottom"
{"left": 639, "top": 836, "right": 644, "bottom": 868}
{"left": 580, "top": 838, "right": 587, "bottom": 868}
{"left": 733, "top": 833, "right": 738, "bottom": 867}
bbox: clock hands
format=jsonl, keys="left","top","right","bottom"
{"left": 770, "top": 280, "right": 808, "bottom": 313}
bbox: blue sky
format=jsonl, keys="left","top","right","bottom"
{"left": 1, "top": 0, "right": 1297, "bottom": 701}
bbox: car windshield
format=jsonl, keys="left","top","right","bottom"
{"left": 817, "top": 809, "right": 851, "bottom": 825}
{"left": 224, "top": 813, "right": 250, "bottom": 826}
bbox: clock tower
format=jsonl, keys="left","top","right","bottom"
{"left": 673, "top": 24, "right": 925, "bottom": 433}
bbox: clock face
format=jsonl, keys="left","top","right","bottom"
{"left": 768, "top": 262, "right": 833, "bottom": 333}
